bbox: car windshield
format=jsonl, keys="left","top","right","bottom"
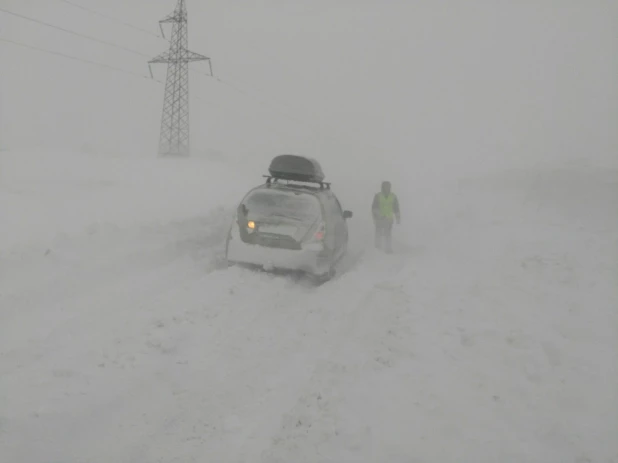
{"left": 243, "top": 189, "right": 321, "bottom": 223}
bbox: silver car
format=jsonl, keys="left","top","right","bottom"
{"left": 224, "top": 155, "right": 353, "bottom": 282}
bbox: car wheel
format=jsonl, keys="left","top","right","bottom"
{"left": 223, "top": 231, "right": 235, "bottom": 268}
{"left": 313, "top": 266, "right": 335, "bottom": 284}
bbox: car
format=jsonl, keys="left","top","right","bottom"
{"left": 224, "top": 154, "right": 353, "bottom": 282}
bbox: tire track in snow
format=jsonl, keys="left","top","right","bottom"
{"left": 258, "top": 251, "right": 413, "bottom": 462}
{"left": 59, "top": 247, "right": 411, "bottom": 463}
{"left": 2, "top": 205, "right": 417, "bottom": 463}
{"left": 1, "top": 232, "right": 344, "bottom": 462}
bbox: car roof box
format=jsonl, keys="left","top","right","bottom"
{"left": 268, "top": 154, "right": 325, "bottom": 183}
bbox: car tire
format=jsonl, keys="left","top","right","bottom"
{"left": 312, "top": 266, "right": 335, "bottom": 284}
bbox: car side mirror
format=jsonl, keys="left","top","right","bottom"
{"left": 343, "top": 210, "right": 353, "bottom": 219}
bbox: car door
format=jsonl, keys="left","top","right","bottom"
{"left": 318, "top": 194, "right": 337, "bottom": 253}
{"left": 326, "top": 194, "right": 346, "bottom": 256}
{"left": 332, "top": 195, "right": 348, "bottom": 250}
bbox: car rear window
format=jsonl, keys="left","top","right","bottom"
{"left": 243, "top": 189, "right": 321, "bottom": 222}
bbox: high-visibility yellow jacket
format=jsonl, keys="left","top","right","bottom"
{"left": 372, "top": 192, "right": 400, "bottom": 220}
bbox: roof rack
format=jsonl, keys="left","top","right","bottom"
{"left": 263, "top": 175, "right": 331, "bottom": 190}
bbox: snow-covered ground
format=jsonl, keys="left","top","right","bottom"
{"left": 2, "top": 0, "right": 617, "bottom": 461}
{"left": 1, "top": 149, "right": 616, "bottom": 462}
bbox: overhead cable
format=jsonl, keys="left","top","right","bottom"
{"left": 57, "top": 0, "right": 164, "bottom": 40}
{"left": 0, "top": 7, "right": 152, "bottom": 58}
{"left": 0, "top": 37, "right": 156, "bottom": 81}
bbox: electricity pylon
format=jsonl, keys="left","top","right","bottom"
{"left": 149, "top": 0, "right": 212, "bottom": 157}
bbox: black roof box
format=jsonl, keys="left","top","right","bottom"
{"left": 268, "top": 154, "right": 325, "bottom": 183}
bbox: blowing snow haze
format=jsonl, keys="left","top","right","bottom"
{"left": 1, "top": 1, "right": 617, "bottom": 462}
{"left": 2, "top": 0, "right": 616, "bottom": 171}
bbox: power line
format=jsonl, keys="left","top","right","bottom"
{"left": 0, "top": 37, "right": 274, "bottom": 123}
{"left": 189, "top": 69, "right": 329, "bottom": 141}
{"left": 2, "top": 34, "right": 375, "bottom": 157}
{"left": 208, "top": 74, "right": 384, "bottom": 155}
{"left": 0, "top": 6, "right": 152, "bottom": 59}
{"left": 0, "top": 36, "right": 306, "bottom": 142}
{"left": 0, "top": 4, "right": 329, "bottom": 146}
{"left": 212, "top": 75, "right": 320, "bottom": 131}
{"left": 0, "top": 37, "right": 157, "bottom": 81}
{"left": 57, "top": 0, "right": 164, "bottom": 40}
{"left": 0, "top": 5, "right": 379, "bottom": 156}
{"left": 0, "top": 37, "right": 235, "bottom": 116}
{"left": 186, "top": 68, "right": 384, "bottom": 156}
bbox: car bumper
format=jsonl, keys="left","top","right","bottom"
{"left": 225, "top": 228, "right": 331, "bottom": 276}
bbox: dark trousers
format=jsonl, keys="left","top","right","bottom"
{"left": 374, "top": 217, "right": 393, "bottom": 252}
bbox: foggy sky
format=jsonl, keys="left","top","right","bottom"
{"left": 1, "top": 0, "right": 616, "bottom": 174}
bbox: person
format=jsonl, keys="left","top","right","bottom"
{"left": 371, "top": 181, "right": 400, "bottom": 253}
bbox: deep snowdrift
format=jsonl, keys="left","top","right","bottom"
{"left": 1, "top": 150, "right": 616, "bottom": 463}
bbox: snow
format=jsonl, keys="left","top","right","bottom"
{"left": 2, "top": 0, "right": 617, "bottom": 461}
{"left": 2, "top": 150, "right": 616, "bottom": 462}
{"left": 0, "top": 151, "right": 255, "bottom": 251}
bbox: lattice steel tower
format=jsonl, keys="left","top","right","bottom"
{"left": 149, "top": 0, "right": 212, "bottom": 156}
